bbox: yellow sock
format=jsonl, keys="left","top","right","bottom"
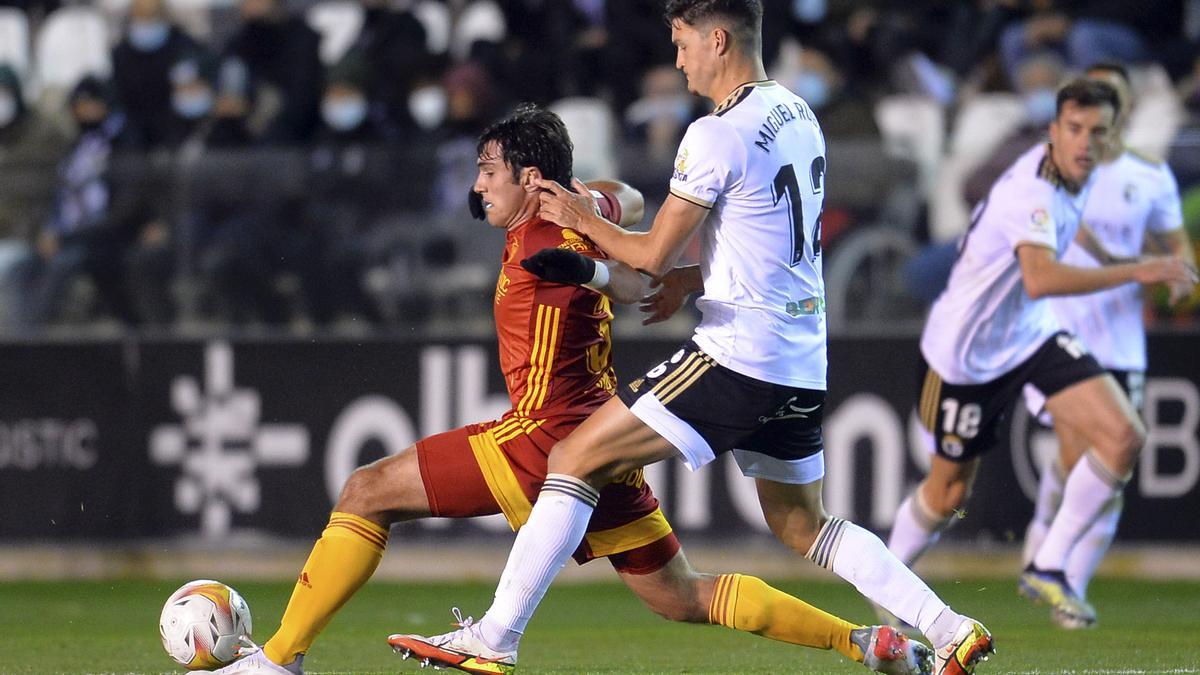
{"left": 708, "top": 573, "right": 864, "bottom": 663}
{"left": 263, "top": 512, "right": 388, "bottom": 665}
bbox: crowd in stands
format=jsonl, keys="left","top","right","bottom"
{"left": 0, "top": 0, "right": 1197, "bottom": 333}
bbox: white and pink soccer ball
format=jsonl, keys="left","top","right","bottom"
{"left": 159, "top": 579, "right": 253, "bottom": 670}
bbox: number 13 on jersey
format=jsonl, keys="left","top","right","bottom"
{"left": 772, "top": 157, "right": 826, "bottom": 266}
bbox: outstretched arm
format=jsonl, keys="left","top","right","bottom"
{"left": 1016, "top": 244, "right": 1197, "bottom": 299}
{"left": 536, "top": 177, "right": 707, "bottom": 278}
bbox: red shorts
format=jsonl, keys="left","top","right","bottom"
{"left": 416, "top": 415, "right": 680, "bottom": 574}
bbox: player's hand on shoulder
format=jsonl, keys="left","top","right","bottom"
{"left": 521, "top": 247, "right": 596, "bottom": 285}
{"left": 535, "top": 177, "right": 597, "bottom": 233}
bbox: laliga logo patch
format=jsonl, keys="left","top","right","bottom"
{"left": 1029, "top": 208, "right": 1050, "bottom": 234}
{"left": 673, "top": 148, "right": 689, "bottom": 182}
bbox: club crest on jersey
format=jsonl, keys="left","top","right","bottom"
{"left": 1123, "top": 183, "right": 1137, "bottom": 203}
{"left": 559, "top": 228, "right": 592, "bottom": 253}
{"left": 673, "top": 148, "right": 689, "bottom": 182}
{"left": 941, "top": 434, "right": 965, "bottom": 458}
{"left": 1029, "top": 208, "right": 1050, "bottom": 234}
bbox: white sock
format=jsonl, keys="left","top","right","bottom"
{"left": 1022, "top": 457, "right": 1066, "bottom": 566}
{"left": 1065, "top": 491, "right": 1123, "bottom": 599}
{"left": 887, "top": 491, "right": 952, "bottom": 567}
{"left": 808, "top": 516, "right": 965, "bottom": 651}
{"left": 478, "top": 474, "right": 598, "bottom": 652}
{"left": 1033, "top": 453, "right": 1123, "bottom": 573}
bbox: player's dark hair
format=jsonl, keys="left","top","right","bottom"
{"left": 663, "top": 0, "right": 762, "bottom": 53}
{"left": 1085, "top": 61, "right": 1132, "bottom": 88}
{"left": 476, "top": 103, "right": 573, "bottom": 186}
{"left": 1055, "top": 78, "right": 1120, "bottom": 119}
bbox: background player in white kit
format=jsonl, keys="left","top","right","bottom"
{"left": 885, "top": 78, "right": 1197, "bottom": 628}
{"left": 1020, "top": 62, "right": 1197, "bottom": 628}
{"left": 391, "top": 2, "right": 995, "bottom": 674}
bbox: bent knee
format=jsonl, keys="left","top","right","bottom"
{"left": 546, "top": 439, "right": 612, "bottom": 486}
{"left": 337, "top": 463, "right": 382, "bottom": 512}
{"left": 1117, "top": 417, "right": 1147, "bottom": 455}
{"left": 766, "top": 513, "right": 825, "bottom": 555}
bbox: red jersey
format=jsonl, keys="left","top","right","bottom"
{"left": 493, "top": 194, "right": 622, "bottom": 428}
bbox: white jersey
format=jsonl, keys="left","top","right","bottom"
{"left": 921, "top": 144, "right": 1092, "bottom": 384}
{"left": 1048, "top": 151, "right": 1183, "bottom": 371}
{"left": 669, "top": 80, "right": 827, "bottom": 389}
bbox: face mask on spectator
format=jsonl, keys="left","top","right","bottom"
{"left": 1023, "top": 88, "right": 1058, "bottom": 125}
{"left": 409, "top": 85, "right": 447, "bottom": 130}
{"left": 322, "top": 95, "right": 367, "bottom": 132}
{"left": 0, "top": 91, "right": 16, "bottom": 128}
{"left": 792, "top": 72, "right": 830, "bottom": 110}
{"left": 129, "top": 19, "right": 170, "bottom": 52}
{"left": 173, "top": 90, "right": 214, "bottom": 119}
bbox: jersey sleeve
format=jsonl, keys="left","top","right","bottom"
{"left": 591, "top": 189, "right": 622, "bottom": 226}
{"left": 1000, "top": 178, "right": 1059, "bottom": 252}
{"left": 1147, "top": 166, "right": 1184, "bottom": 233}
{"left": 669, "top": 116, "right": 744, "bottom": 209}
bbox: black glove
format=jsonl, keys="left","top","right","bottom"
{"left": 468, "top": 189, "right": 486, "bottom": 221}
{"left": 520, "top": 247, "right": 596, "bottom": 285}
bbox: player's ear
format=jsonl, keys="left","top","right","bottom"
{"left": 712, "top": 27, "right": 729, "bottom": 55}
{"left": 522, "top": 166, "right": 543, "bottom": 192}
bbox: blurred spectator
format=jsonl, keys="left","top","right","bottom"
{"left": 998, "top": 1, "right": 1192, "bottom": 85}
{"left": 964, "top": 53, "right": 1065, "bottom": 206}
{"left": 432, "top": 62, "right": 499, "bottom": 214}
{"left": 771, "top": 40, "right": 878, "bottom": 138}
{"left": 347, "top": 0, "right": 431, "bottom": 138}
{"left": 602, "top": 0, "right": 676, "bottom": 114}
{"left": 821, "top": 1, "right": 962, "bottom": 103}
{"left": 14, "top": 77, "right": 149, "bottom": 327}
{"left": 0, "top": 64, "right": 69, "bottom": 328}
{"left": 205, "top": 57, "right": 257, "bottom": 148}
{"left": 111, "top": 0, "right": 207, "bottom": 150}
{"left": 294, "top": 57, "right": 393, "bottom": 326}
{"left": 224, "top": 0, "right": 322, "bottom": 143}
{"left": 1170, "top": 53, "right": 1200, "bottom": 190}
{"left": 624, "top": 64, "right": 698, "bottom": 164}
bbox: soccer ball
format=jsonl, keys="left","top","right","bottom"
{"left": 159, "top": 579, "right": 253, "bottom": 670}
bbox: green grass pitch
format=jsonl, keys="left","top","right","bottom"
{"left": 1, "top": 577, "right": 1198, "bottom": 674}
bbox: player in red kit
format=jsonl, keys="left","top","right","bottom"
{"left": 201, "top": 105, "right": 930, "bottom": 675}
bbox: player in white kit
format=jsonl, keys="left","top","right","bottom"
{"left": 884, "top": 78, "right": 1196, "bottom": 629}
{"left": 1020, "top": 63, "right": 1197, "bottom": 628}
{"left": 390, "top": 2, "right": 994, "bottom": 674}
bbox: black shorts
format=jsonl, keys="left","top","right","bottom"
{"left": 918, "top": 331, "right": 1105, "bottom": 461}
{"left": 1025, "top": 366, "right": 1145, "bottom": 426}
{"left": 618, "top": 341, "right": 826, "bottom": 484}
